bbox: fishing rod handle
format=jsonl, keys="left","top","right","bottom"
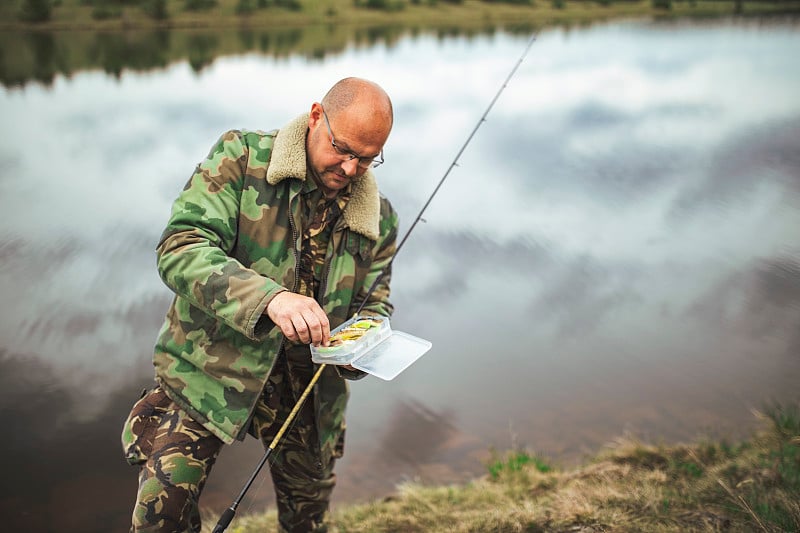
{"left": 212, "top": 363, "right": 326, "bottom": 532}
{"left": 268, "top": 363, "right": 326, "bottom": 450}
{"left": 212, "top": 507, "right": 235, "bottom": 533}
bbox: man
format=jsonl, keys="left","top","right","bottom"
{"left": 121, "top": 77, "right": 398, "bottom": 532}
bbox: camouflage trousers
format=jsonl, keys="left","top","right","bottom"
{"left": 122, "top": 346, "right": 337, "bottom": 533}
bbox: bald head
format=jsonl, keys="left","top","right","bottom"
{"left": 306, "top": 78, "right": 393, "bottom": 194}
{"left": 321, "top": 77, "right": 393, "bottom": 128}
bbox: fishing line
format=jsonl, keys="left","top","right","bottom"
{"left": 213, "top": 30, "right": 538, "bottom": 533}
{"left": 355, "top": 30, "right": 537, "bottom": 313}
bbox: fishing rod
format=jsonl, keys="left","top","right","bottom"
{"left": 213, "top": 31, "right": 538, "bottom": 533}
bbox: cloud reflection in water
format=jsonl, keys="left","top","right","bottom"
{"left": 0, "top": 20, "right": 799, "bottom": 531}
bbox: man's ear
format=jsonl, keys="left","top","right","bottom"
{"left": 308, "top": 102, "right": 324, "bottom": 129}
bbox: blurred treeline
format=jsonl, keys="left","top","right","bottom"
{"left": 0, "top": 24, "right": 529, "bottom": 87}
{"left": 2, "top": 0, "right": 799, "bottom": 87}
{"left": 8, "top": 0, "right": 799, "bottom": 26}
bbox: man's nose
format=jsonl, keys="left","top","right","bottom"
{"left": 342, "top": 158, "right": 360, "bottom": 176}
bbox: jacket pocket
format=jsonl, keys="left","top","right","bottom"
{"left": 344, "top": 232, "right": 373, "bottom": 263}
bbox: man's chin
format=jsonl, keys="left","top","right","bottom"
{"left": 325, "top": 173, "right": 351, "bottom": 189}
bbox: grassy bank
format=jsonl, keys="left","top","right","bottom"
{"left": 3, "top": 0, "right": 800, "bottom": 32}
{"left": 204, "top": 403, "right": 800, "bottom": 532}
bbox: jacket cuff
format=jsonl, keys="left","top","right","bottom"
{"left": 337, "top": 366, "right": 369, "bottom": 381}
{"left": 252, "top": 288, "right": 288, "bottom": 340}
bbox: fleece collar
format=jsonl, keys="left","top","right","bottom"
{"left": 266, "top": 113, "right": 381, "bottom": 241}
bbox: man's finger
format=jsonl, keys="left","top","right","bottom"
{"left": 290, "top": 314, "right": 311, "bottom": 344}
{"left": 315, "top": 306, "right": 331, "bottom": 343}
{"left": 280, "top": 318, "right": 299, "bottom": 342}
{"left": 320, "top": 314, "right": 331, "bottom": 346}
{"left": 304, "top": 308, "right": 331, "bottom": 346}
{"left": 302, "top": 310, "right": 323, "bottom": 346}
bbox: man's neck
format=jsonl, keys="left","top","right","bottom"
{"left": 307, "top": 166, "right": 340, "bottom": 200}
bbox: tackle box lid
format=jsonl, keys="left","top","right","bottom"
{"left": 351, "top": 330, "right": 432, "bottom": 381}
{"left": 309, "top": 315, "right": 432, "bottom": 380}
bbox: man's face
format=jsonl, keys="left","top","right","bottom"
{"left": 306, "top": 102, "right": 390, "bottom": 197}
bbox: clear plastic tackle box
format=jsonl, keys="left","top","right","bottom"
{"left": 310, "top": 315, "right": 432, "bottom": 381}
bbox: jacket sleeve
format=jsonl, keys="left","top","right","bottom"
{"left": 155, "top": 130, "right": 285, "bottom": 340}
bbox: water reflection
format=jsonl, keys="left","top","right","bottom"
{"left": 0, "top": 354, "right": 134, "bottom": 531}
{"left": 1, "top": 18, "right": 799, "bottom": 533}
{"left": 0, "top": 23, "right": 528, "bottom": 88}
{"left": 90, "top": 31, "right": 172, "bottom": 78}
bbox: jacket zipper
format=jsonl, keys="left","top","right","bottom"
{"left": 284, "top": 194, "right": 301, "bottom": 358}
{"left": 311, "top": 223, "right": 341, "bottom": 462}
{"left": 287, "top": 201, "right": 301, "bottom": 294}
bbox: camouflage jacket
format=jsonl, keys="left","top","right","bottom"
{"left": 152, "top": 114, "right": 398, "bottom": 459}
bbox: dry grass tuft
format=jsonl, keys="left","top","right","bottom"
{"left": 204, "top": 403, "right": 800, "bottom": 533}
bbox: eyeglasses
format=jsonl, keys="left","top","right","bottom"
{"left": 321, "top": 108, "right": 384, "bottom": 169}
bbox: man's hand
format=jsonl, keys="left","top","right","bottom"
{"left": 266, "top": 292, "right": 331, "bottom": 346}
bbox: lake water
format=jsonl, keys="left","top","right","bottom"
{"left": 1, "top": 17, "right": 799, "bottom": 532}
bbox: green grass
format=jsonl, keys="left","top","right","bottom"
{"left": 202, "top": 402, "right": 800, "bottom": 533}
{"left": 487, "top": 449, "right": 553, "bottom": 480}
